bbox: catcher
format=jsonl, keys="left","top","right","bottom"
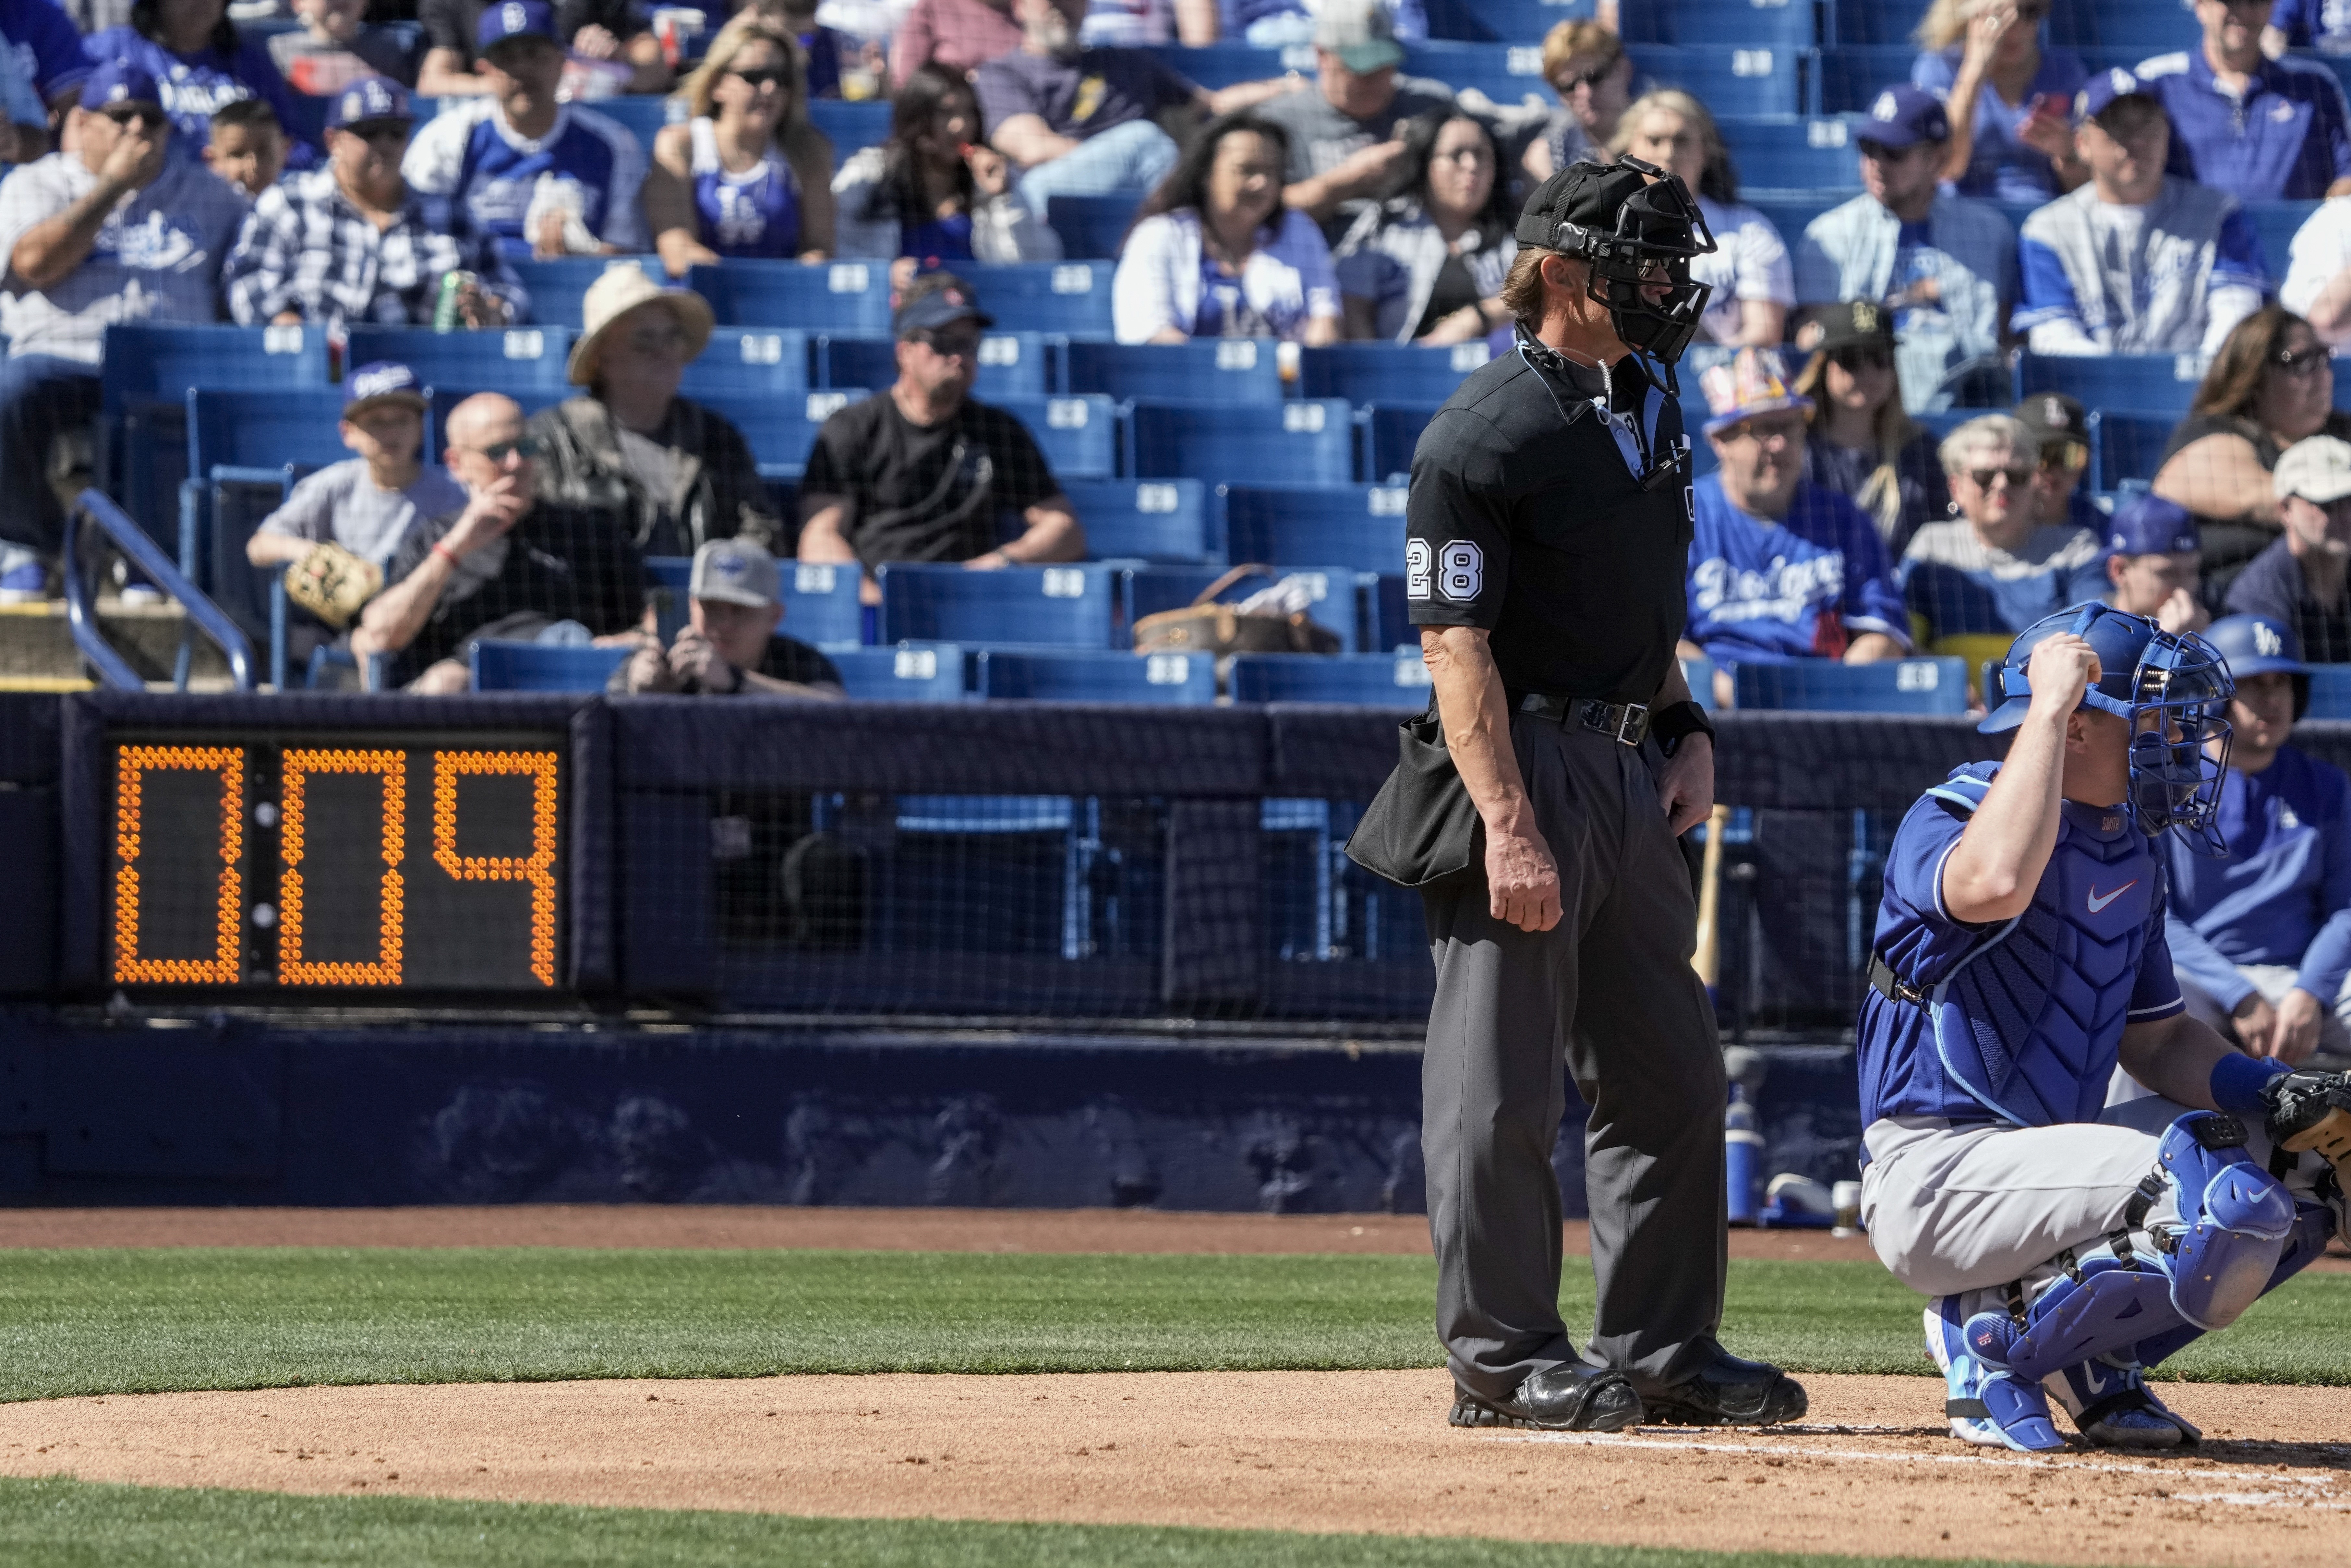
{"left": 1854, "top": 603, "right": 2351, "bottom": 1453}
{"left": 246, "top": 361, "right": 468, "bottom": 636}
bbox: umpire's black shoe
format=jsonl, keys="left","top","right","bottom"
{"left": 1449, "top": 1363, "right": 1644, "bottom": 1432}
{"left": 1644, "top": 1345, "right": 1807, "bottom": 1428}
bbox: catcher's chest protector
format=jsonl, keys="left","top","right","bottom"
{"left": 1927, "top": 782, "right": 2164, "bottom": 1129}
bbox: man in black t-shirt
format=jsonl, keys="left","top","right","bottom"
{"left": 616, "top": 537, "right": 845, "bottom": 697}
{"left": 1390, "top": 160, "right": 1804, "bottom": 1437}
{"left": 417, "top": 0, "right": 668, "bottom": 97}
{"left": 797, "top": 277, "right": 1086, "bottom": 585}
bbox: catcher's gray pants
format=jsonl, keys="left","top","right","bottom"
{"left": 1420, "top": 712, "right": 1728, "bottom": 1404}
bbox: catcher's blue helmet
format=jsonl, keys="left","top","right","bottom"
{"left": 1980, "top": 602, "right": 2234, "bottom": 851}
{"left": 2202, "top": 613, "right": 2309, "bottom": 720}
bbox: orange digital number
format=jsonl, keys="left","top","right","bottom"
{"left": 433, "top": 750, "right": 559, "bottom": 987}
{"left": 278, "top": 749, "right": 405, "bottom": 986}
{"left": 113, "top": 744, "right": 245, "bottom": 984}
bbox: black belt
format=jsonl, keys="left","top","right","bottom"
{"left": 1866, "top": 952, "right": 1928, "bottom": 1007}
{"left": 1517, "top": 693, "right": 1650, "bottom": 746}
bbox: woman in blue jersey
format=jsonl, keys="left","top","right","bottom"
{"left": 644, "top": 19, "right": 835, "bottom": 275}
{"left": 1909, "top": 0, "right": 2088, "bottom": 203}
{"left": 832, "top": 64, "right": 1061, "bottom": 270}
{"left": 86, "top": 0, "right": 317, "bottom": 167}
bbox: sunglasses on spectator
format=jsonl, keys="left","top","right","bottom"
{"left": 729, "top": 66, "right": 789, "bottom": 90}
{"left": 1964, "top": 466, "right": 2033, "bottom": 490}
{"left": 911, "top": 327, "right": 984, "bottom": 356}
{"left": 343, "top": 118, "right": 411, "bottom": 145}
{"left": 1856, "top": 139, "right": 1922, "bottom": 163}
{"left": 100, "top": 105, "right": 166, "bottom": 130}
{"left": 1827, "top": 346, "right": 1892, "bottom": 372}
{"left": 1550, "top": 59, "right": 1618, "bottom": 94}
{"left": 2273, "top": 344, "right": 2328, "bottom": 377}
{"left": 2039, "top": 440, "right": 2089, "bottom": 473}
{"left": 461, "top": 437, "right": 541, "bottom": 463}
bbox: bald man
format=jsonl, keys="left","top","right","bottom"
{"left": 356, "top": 391, "right": 649, "bottom": 691}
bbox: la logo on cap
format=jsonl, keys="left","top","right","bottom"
{"left": 351, "top": 366, "right": 409, "bottom": 399}
{"left": 1871, "top": 90, "right": 1898, "bottom": 121}
{"left": 2256, "top": 623, "right": 2284, "bottom": 657}
{"left": 1852, "top": 301, "right": 1879, "bottom": 334}
{"left": 713, "top": 550, "right": 746, "bottom": 577}
{"left": 501, "top": 1, "right": 527, "bottom": 29}
{"left": 2042, "top": 396, "right": 2070, "bottom": 428}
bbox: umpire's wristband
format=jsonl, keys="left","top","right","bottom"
{"left": 1649, "top": 700, "right": 1714, "bottom": 756}
{"left": 2211, "top": 1050, "right": 2292, "bottom": 1116}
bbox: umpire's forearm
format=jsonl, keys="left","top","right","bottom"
{"left": 1423, "top": 625, "right": 1534, "bottom": 835}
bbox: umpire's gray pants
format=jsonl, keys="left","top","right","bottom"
{"left": 1420, "top": 713, "right": 1728, "bottom": 1404}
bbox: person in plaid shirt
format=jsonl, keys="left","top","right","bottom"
{"left": 224, "top": 74, "right": 525, "bottom": 328}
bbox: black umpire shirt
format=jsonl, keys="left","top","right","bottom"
{"left": 1406, "top": 345, "right": 1694, "bottom": 706}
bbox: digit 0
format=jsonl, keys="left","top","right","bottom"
{"left": 278, "top": 749, "right": 405, "bottom": 985}
{"left": 433, "top": 751, "right": 560, "bottom": 987}
{"left": 113, "top": 745, "right": 245, "bottom": 984}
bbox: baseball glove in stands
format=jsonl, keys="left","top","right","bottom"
{"left": 283, "top": 542, "right": 384, "bottom": 630}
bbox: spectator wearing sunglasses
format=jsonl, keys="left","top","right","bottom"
{"left": 2012, "top": 70, "right": 2267, "bottom": 358}
{"left": 2136, "top": 0, "right": 2351, "bottom": 202}
{"left": 1521, "top": 19, "right": 1633, "bottom": 184}
{"left": 1795, "top": 86, "right": 2015, "bottom": 416}
{"left": 226, "top": 76, "right": 526, "bottom": 330}
{"left": 358, "top": 390, "right": 649, "bottom": 693}
{"left": 2103, "top": 493, "right": 2209, "bottom": 635}
{"left": 643, "top": 20, "right": 836, "bottom": 275}
{"left": 1909, "top": 0, "right": 2089, "bottom": 203}
{"left": 2155, "top": 307, "right": 2351, "bottom": 587}
{"left": 2224, "top": 436, "right": 2351, "bottom": 662}
{"left": 1899, "top": 412, "right": 2108, "bottom": 652}
{"left": 2011, "top": 391, "right": 2097, "bottom": 538}
{"left": 0, "top": 61, "right": 249, "bottom": 605}
{"left": 1789, "top": 303, "right": 1949, "bottom": 560}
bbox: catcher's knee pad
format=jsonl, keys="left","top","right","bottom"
{"left": 2135, "top": 1200, "right": 2334, "bottom": 1370}
{"left": 2157, "top": 1110, "right": 2296, "bottom": 1332}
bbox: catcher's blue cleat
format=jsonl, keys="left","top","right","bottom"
{"left": 1953, "top": 1310, "right": 2068, "bottom": 1452}
{"left": 2043, "top": 1357, "right": 2198, "bottom": 1448}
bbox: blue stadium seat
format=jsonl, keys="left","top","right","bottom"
{"left": 1228, "top": 651, "right": 1434, "bottom": 705}
{"left": 1360, "top": 403, "right": 1439, "bottom": 482}
{"left": 186, "top": 388, "right": 351, "bottom": 478}
{"left": 962, "top": 262, "right": 1117, "bottom": 337}
{"left": 1421, "top": 0, "right": 1597, "bottom": 44}
{"left": 509, "top": 257, "right": 659, "bottom": 327}
{"left": 346, "top": 325, "right": 573, "bottom": 392}
{"left": 828, "top": 642, "right": 967, "bottom": 700}
{"left": 1141, "top": 42, "right": 1289, "bottom": 89}
{"left": 2047, "top": 0, "right": 2200, "bottom": 50}
{"left": 1059, "top": 478, "right": 1214, "bottom": 563}
{"left": 2248, "top": 202, "right": 2320, "bottom": 278}
{"left": 1043, "top": 194, "right": 1142, "bottom": 259}
{"left": 1622, "top": 0, "right": 1818, "bottom": 49}
{"left": 778, "top": 560, "right": 868, "bottom": 646}
{"left": 2090, "top": 410, "right": 2176, "bottom": 492}
{"left": 690, "top": 259, "right": 894, "bottom": 333}
{"left": 470, "top": 639, "right": 632, "bottom": 692}
{"left": 680, "top": 328, "right": 813, "bottom": 398}
{"left": 1124, "top": 564, "right": 1364, "bottom": 650}
{"left": 1221, "top": 484, "right": 1408, "bottom": 573}
{"left": 1827, "top": 0, "right": 1934, "bottom": 44}
{"left": 972, "top": 648, "right": 1217, "bottom": 702}
{"left": 1743, "top": 195, "right": 1847, "bottom": 256}
{"left": 580, "top": 93, "right": 675, "bottom": 147}
{"left": 1130, "top": 400, "right": 1355, "bottom": 485}
{"left": 1299, "top": 342, "right": 1488, "bottom": 404}
{"left": 1401, "top": 41, "right": 1552, "bottom": 104}
{"left": 2015, "top": 353, "right": 2205, "bottom": 418}
{"left": 690, "top": 389, "right": 868, "bottom": 474}
{"left": 1628, "top": 44, "right": 1805, "bottom": 117}
{"left": 2307, "top": 664, "right": 2351, "bottom": 720}
{"left": 1064, "top": 340, "right": 1285, "bottom": 405}
{"left": 102, "top": 324, "right": 333, "bottom": 535}
{"left": 808, "top": 99, "right": 893, "bottom": 163}
{"left": 1732, "top": 657, "right": 1971, "bottom": 714}
{"left": 1808, "top": 43, "right": 1915, "bottom": 114}
{"left": 1720, "top": 116, "right": 1869, "bottom": 192}
{"left": 997, "top": 394, "right": 1119, "bottom": 478}
{"left": 879, "top": 562, "right": 1119, "bottom": 647}
{"left": 818, "top": 330, "right": 1056, "bottom": 398}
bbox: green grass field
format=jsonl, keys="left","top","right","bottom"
{"left": 0, "top": 1475, "right": 2064, "bottom": 1568}
{"left": 2, "top": 1248, "right": 2346, "bottom": 1403}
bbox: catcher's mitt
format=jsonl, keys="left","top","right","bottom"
{"left": 2261, "top": 1068, "right": 2351, "bottom": 1188}
{"left": 284, "top": 541, "right": 383, "bottom": 629}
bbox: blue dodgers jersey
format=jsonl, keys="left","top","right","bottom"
{"left": 1685, "top": 476, "right": 1908, "bottom": 665}
{"left": 403, "top": 100, "right": 648, "bottom": 256}
{"left": 82, "top": 28, "right": 317, "bottom": 167}
{"left": 1856, "top": 762, "right": 2185, "bottom": 1130}
{"left": 2165, "top": 743, "right": 2351, "bottom": 1005}
{"left": 2139, "top": 47, "right": 2351, "bottom": 201}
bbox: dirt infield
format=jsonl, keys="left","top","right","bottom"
{"left": 2, "top": 1371, "right": 2345, "bottom": 1566}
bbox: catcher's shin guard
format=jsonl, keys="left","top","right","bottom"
{"left": 2043, "top": 1357, "right": 2198, "bottom": 1448}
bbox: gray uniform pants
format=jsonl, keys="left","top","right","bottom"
{"left": 1420, "top": 712, "right": 1728, "bottom": 1403}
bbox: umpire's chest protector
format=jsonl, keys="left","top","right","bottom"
{"left": 1925, "top": 777, "right": 2165, "bottom": 1128}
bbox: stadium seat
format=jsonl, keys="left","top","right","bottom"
{"left": 778, "top": 560, "right": 868, "bottom": 646}
{"left": 879, "top": 562, "right": 1119, "bottom": 647}
{"left": 1827, "top": 0, "right": 1934, "bottom": 44}
{"left": 186, "top": 388, "right": 352, "bottom": 481}
{"left": 1141, "top": 42, "right": 1290, "bottom": 89}
{"left": 1809, "top": 44, "right": 1917, "bottom": 114}
{"left": 1299, "top": 342, "right": 1488, "bottom": 405}
{"left": 470, "top": 639, "right": 632, "bottom": 692}
{"left": 961, "top": 262, "right": 1117, "bottom": 337}
{"left": 2089, "top": 410, "right": 2176, "bottom": 492}
{"left": 347, "top": 325, "right": 573, "bottom": 392}
{"left": 2047, "top": 0, "right": 2201, "bottom": 50}
{"left": 1622, "top": 0, "right": 1817, "bottom": 49}
{"left": 2249, "top": 202, "right": 2321, "bottom": 277}
{"left": 689, "top": 259, "right": 894, "bottom": 333}
{"left": 1743, "top": 195, "right": 1847, "bottom": 257}
{"left": 818, "top": 330, "right": 1055, "bottom": 399}
{"left": 1123, "top": 563, "right": 1365, "bottom": 651}
{"left": 689, "top": 389, "right": 869, "bottom": 474}
{"left": 1059, "top": 478, "right": 1214, "bottom": 563}
{"left": 2015, "top": 353, "right": 2205, "bottom": 419}
{"left": 808, "top": 99, "right": 892, "bottom": 164}
{"left": 828, "top": 641, "right": 968, "bottom": 700}
{"left": 1626, "top": 44, "right": 1805, "bottom": 118}
{"left": 579, "top": 93, "right": 674, "bottom": 147}
{"left": 1043, "top": 193, "right": 1143, "bottom": 259}
{"left": 1732, "top": 657, "right": 1971, "bottom": 714}
{"left": 1719, "top": 116, "right": 1870, "bottom": 193}
{"left": 102, "top": 323, "right": 332, "bottom": 537}
{"left": 1360, "top": 403, "right": 1439, "bottom": 482}
{"left": 1221, "top": 484, "right": 1408, "bottom": 573}
{"left": 680, "top": 328, "right": 813, "bottom": 398}
{"left": 509, "top": 257, "right": 659, "bottom": 327}
{"left": 972, "top": 648, "right": 1217, "bottom": 702}
{"left": 1400, "top": 41, "right": 1553, "bottom": 104}
{"left": 184, "top": 386, "right": 354, "bottom": 630}
{"left": 1421, "top": 0, "right": 1597, "bottom": 44}
{"left": 1228, "top": 651, "right": 1433, "bottom": 705}
{"left": 2306, "top": 665, "right": 2351, "bottom": 720}
{"left": 1064, "top": 340, "right": 1286, "bottom": 405}
{"left": 1130, "top": 400, "right": 1355, "bottom": 485}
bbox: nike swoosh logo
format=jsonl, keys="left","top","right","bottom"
{"left": 2087, "top": 881, "right": 2138, "bottom": 914}
{"left": 2081, "top": 1365, "right": 2110, "bottom": 1395}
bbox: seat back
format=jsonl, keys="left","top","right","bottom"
{"left": 1298, "top": 342, "right": 1488, "bottom": 405}
{"left": 2089, "top": 410, "right": 2177, "bottom": 492}
{"left": 690, "top": 259, "right": 894, "bottom": 332}
{"left": 347, "top": 325, "right": 574, "bottom": 392}
{"left": 1627, "top": 42, "right": 1805, "bottom": 116}
{"left": 961, "top": 261, "right": 1118, "bottom": 337}
{"left": 973, "top": 648, "right": 1216, "bottom": 702}
{"left": 2047, "top": 0, "right": 2200, "bottom": 48}
{"left": 1042, "top": 193, "right": 1142, "bottom": 259}
{"left": 100, "top": 323, "right": 331, "bottom": 415}
{"left": 1222, "top": 483, "right": 1408, "bottom": 573}
{"left": 1717, "top": 115, "right": 1867, "bottom": 192}
{"left": 470, "top": 638, "right": 632, "bottom": 692}
{"left": 879, "top": 562, "right": 1119, "bottom": 647}
{"left": 690, "top": 389, "right": 870, "bottom": 474}
{"left": 808, "top": 99, "right": 893, "bottom": 163}
{"left": 509, "top": 257, "right": 660, "bottom": 327}
{"left": 828, "top": 641, "right": 966, "bottom": 700}
{"left": 1420, "top": 0, "right": 1600, "bottom": 44}
{"left": 1064, "top": 340, "right": 1285, "bottom": 406}
{"left": 1360, "top": 403, "right": 1440, "bottom": 482}
{"left": 1130, "top": 399, "right": 1354, "bottom": 485}
{"left": 2307, "top": 665, "right": 2351, "bottom": 719}
{"left": 680, "top": 328, "right": 813, "bottom": 398}
{"left": 187, "top": 389, "right": 354, "bottom": 478}
{"left": 1621, "top": 0, "right": 1819, "bottom": 47}
{"left": 778, "top": 560, "right": 867, "bottom": 645}
{"left": 2016, "top": 353, "right": 2206, "bottom": 419}
{"left": 1060, "top": 478, "right": 1213, "bottom": 563}
{"left": 818, "top": 330, "right": 1054, "bottom": 399}
{"left": 1731, "top": 657, "right": 1971, "bottom": 714}
{"left": 996, "top": 394, "right": 1118, "bottom": 478}
{"left": 1228, "top": 650, "right": 1433, "bottom": 705}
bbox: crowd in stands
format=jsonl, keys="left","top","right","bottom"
{"left": 14, "top": 0, "right": 2351, "bottom": 696}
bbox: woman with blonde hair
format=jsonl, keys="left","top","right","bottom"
{"left": 643, "top": 18, "right": 837, "bottom": 274}
{"left": 1792, "top": 302, "right": 1947, "bottom": 558}
{"left": 1911, "top": 0, "right": 2088, "bottom": 201}
{"left": 1523, "top": 18, "right": 1634, "bottom": 181}
{"left": 1610, "top": 89, "right": 1790, "bottom": 348}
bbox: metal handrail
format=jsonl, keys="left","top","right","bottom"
{"left": 64, "top": 487, "right": 256, "bottom": 692}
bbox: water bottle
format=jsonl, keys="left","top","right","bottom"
{"left": 1725, "top": 1088, "right": 1762, "bottom": 1227}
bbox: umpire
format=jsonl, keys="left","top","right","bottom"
{"left": 1404, "top": 158, "right": 1806, "bottom": 1431}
